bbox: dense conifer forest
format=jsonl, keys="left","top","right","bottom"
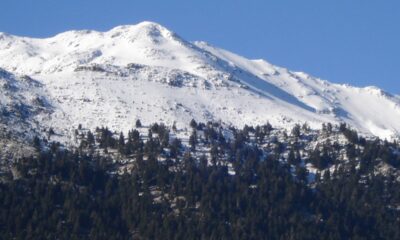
{"left": 0, "top": 120, "right": 399, "bottom": 239}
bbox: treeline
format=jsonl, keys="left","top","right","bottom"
{"left": 0, "top": 121, "right": 399, "bottom": 239}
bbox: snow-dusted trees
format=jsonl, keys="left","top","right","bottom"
{"left": 11, "top": 120, "right": 400, "bottom": 239}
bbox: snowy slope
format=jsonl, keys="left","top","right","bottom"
{"left": 0, "top": 21, "right": 399, "bottom": 142}
{"left": 0, "top": 68, "right": 52, "bottom": 139}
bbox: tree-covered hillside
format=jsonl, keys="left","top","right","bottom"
{"left": 0, "top": 121, "right": 399, "bottom": 239}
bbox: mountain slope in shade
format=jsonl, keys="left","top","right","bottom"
{"left": 0, "top": 21, "right": 399, "bottom": 141}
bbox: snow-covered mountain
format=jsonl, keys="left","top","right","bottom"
{"left": 1, "top": 21, "right": 399, "bottom": 142}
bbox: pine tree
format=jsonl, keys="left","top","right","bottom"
{"left": 118, "top": 132, "right": 125, "bottom": 154}
{"left": 189, "top": 130, "right": 197, "bottom": 152}
{"left": 190, "top": 119, "right": 197, "bottom": 129}
{"left": 135, "top": 119, "right": 142, "bottom": 128}
{"left": 87, "top": 130, "right": 95, "bottom": 146}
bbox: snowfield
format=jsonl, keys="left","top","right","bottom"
{"left": 0, "top": 21, "right": 399, "bottom": 143}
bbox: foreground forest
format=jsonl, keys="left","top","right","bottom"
{"left": 0, "top": 120, "right": 399, "bottom": 239}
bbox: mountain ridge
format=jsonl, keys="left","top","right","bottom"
{"left": 0, "top": 21, "right": 399, "bottom": 141}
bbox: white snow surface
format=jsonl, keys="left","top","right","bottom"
{"left": 0, "top": 21, "right": 399, "bottom": 142}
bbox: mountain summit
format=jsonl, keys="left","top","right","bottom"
{"left": 0, "top": 21, "right": 399, "bottom": 141}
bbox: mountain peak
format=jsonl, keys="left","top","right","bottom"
{"left": 110, "top": 21, "right": 164, "bottom": 32}
{"left": 108, "top": 21, "right": 176, "bottom": 41}
{"left": 135, "top": 21, "right": 167, "bottom": 30}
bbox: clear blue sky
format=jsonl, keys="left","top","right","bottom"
{"left": 1, "top": 0, "right": 399, "bottom": 94}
